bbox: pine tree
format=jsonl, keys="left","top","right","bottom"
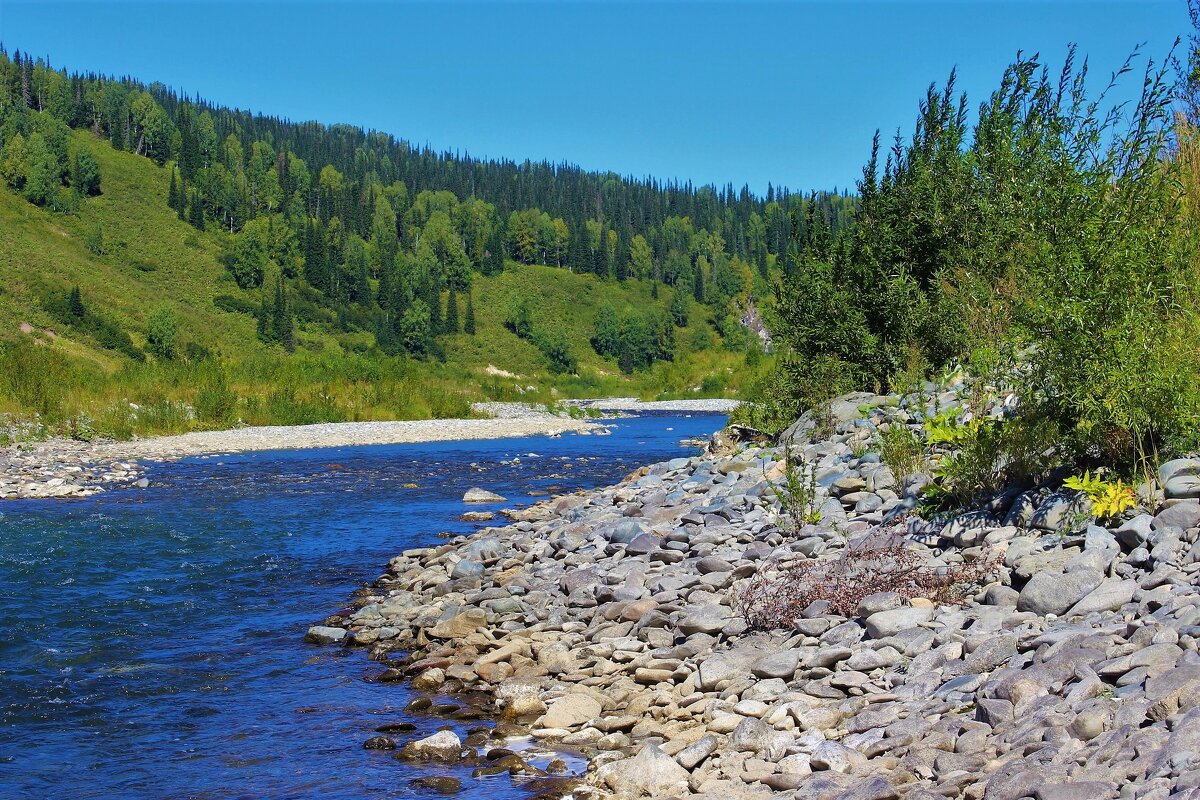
{"left": 68, "top": 285, "right": 85, "bottom": 318}
{"left": 483, "top": 227, "right": 505, "bottom": 276}
{"left": 167, "top": 169, "right": 180, "bottom": 213}
{"left": 428, "top": 287, "right": 442, "bottom": 334}
{"left": 188, "top": 192, "right": 205, "bottom": 230}
{"left": 256, "top": 292, "right": 271, "bottom": 341}
{"left": 270, "top": 278, "right": 295, "bottom": 352}
{"left": 693, "top": 260, "right": 706, "bottom": 302}
{"left": 445, "top": 287, "right": 459, "bottom": 334}
{"left": 464, "top": 291, "right": 476, "bottom": 335}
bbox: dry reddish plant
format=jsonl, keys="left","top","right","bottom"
{"left": 736, "top": 531, "right": 997, "bottom": 630}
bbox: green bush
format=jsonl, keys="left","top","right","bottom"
{"left": 879, "top": 424, "right": 924, "bottom": 481}
{"left": 762, "top": 47, "right": 1200, "bottom": 472}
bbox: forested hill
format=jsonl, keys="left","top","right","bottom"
{"left": 0, "top": 46, "right": 853, "bottom": 438}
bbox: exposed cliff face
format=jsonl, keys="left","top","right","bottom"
{"left": 740, "top": 301, "right": 772, "bottom": 353}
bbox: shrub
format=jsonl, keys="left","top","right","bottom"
{"left": 194, "top": 367, "right": 238, "bottom": 426}
{"left": 775, "top": 454, "right": 821, "bottom": 530}
{"left": 879, "top": 423, "right": 924, "bottom": 481}
{"left": 737, "top": 531, "right": 996, "bottom": 628}
{"left": 146, "top": 306, "right": 178, "bottom": 360}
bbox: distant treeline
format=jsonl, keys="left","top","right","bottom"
{"left": 0, "top": 46, "right": 853, "bottom": 363}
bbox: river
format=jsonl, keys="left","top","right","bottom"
{"left": 0, "top": 413, "right": 726, "bottom": 800}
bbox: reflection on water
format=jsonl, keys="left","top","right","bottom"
{"left": 0, "top": 414, "right": 724, "bottom": 799}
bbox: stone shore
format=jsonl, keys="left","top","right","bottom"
{"left": 0, "top": 438, "right": 145, "bottom": 499}
{"left": 311, "top": 387, "right": 1200, "bottom": 800}
{"left": 0, "top": 408, "right": 595, "bottom": 500}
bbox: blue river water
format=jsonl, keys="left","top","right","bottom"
{"left": 0, "top": 413, "right": 726, "bottom": 800}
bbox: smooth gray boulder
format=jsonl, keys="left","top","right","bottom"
{"left": 1030, "top": 490, "right": 1091, "bottom": 533}
{"left": 752, "top": 649, "right": 803, "bottom": 679}
{"left": 1017, "top": 568, "right": 1104, "bottom": 616}
{"left": 1153, "top": 500, "right": 1200, "bottom": 532}
{"left": 864, "top": 607, "right": 934, "bottom": 638}
{"left": 304, "top": 625, "right": 346, "bottom": 645}
{"left": 678, "top": 603, "right": 734, "bottom": 636}
{"left": 730, "top": 716, "right": 790, "bottom": 761}
{"left": 1160, "top": 458, "right": 1200, "bottom": 499}
{"left": 675, "top": 734, "right": 720, "bottom": 769}
{"left": 1065, "top": 579, "right": 1137, "bottom": 616}
{"left": 598, "top": 743, "right": 690, "bottom": 797}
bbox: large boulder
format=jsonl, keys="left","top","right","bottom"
{"left": 1160, "top": 458, "right": 1200, "bottom": 500}
{"left": 1030, "top": 490, "right": 1091, "bottom": 533}
{"left": 678, "top": 603, "right": 735, "bottom": 636}
{"left": 1065, "top": 579, "right": 1137, "bottom": 616}
{"left": 863, "top": 606, "right": 934, "bottom": 639}
{"left": 597, "top": 743, "right": 690, "bottom": 797}
{"left": 1153, "top": 500, "right": 1200, "bottom": 532}
{"left": 730, "top": 716, "right": 791, "bottom": 761}
{"left": 541, "top": 693, "right": 601, "bottom": 729}
{"left": 1017, "top": 569, "right": 1104, "bottom": 616}
{"left": 428, "top": 608, "right": 487, "bottom": 639}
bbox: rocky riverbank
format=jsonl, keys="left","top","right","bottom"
{"left": 563, "top": 398, "right": 742, "bottom": 414}
{"left": 0, "top": 406, "right": 597, "bottom": 500}
{"left": 310, "top": 386, "right": 1200, "bottom": 800}
{"left": 0, "top": 438, "right": 145, "bottom": 499}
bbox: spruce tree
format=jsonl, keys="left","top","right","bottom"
{"left": 167, "top": 169, "right": 180, "bottom": 213}
{"left": 464, "top": 291, "right": 476, "bottom": 335}
{"left": 188, "top": 193, "right": 205, "bottom": 230}
{"left": 428, "top": 287, "right": 442, "bottom": 334}
{"left": 68, "top": 286, "right": 85, "bottom": 318}
{"left": 483, "top": 227, "right": 505, "bottom": 275}
{"left": 445, "top": 287, "right": 459, "bottom": 334}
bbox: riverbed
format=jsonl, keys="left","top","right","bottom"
{"left": 0, "top": 413, "right": 726, "bottom": 799}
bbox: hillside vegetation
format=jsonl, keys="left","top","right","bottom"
{"left": 0, "top": 48, "right": 801, "bottom": 440}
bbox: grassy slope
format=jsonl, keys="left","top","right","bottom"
{"left": 0, "top": 132, "right": 755, "bottom": 435}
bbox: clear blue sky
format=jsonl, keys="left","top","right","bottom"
{"left": 0, "top": 1, "right": 1187, "bottom": 193}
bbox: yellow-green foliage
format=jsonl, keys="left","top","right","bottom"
{"left": 924, "top": 409, "right": 984, "bottom": 445}
{"left": 1064, "top": 471, "right": 1138, "bottom": 520}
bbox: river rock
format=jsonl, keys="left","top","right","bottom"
{"left": 1160, "top": 458, "right": 1200, "bottom": 499}
{"left": 1153, "top": 500, "right": 1200, "bottom": 531}
{"left": 400, "top": 730, "right": 464, "bottom": 762}
{"left": 864, "top": 607, "right": 934, "bottom": 638}
{"left": 676, "top": 734, "right": 721, "bottom": 769}
{"left": 304, "top": 625, "right": 346, "bottom": 645}
{"left": 598, "top": 743, "right": 690, "bottom": 797}
{"left": 541, "top": 693, "right": 601, "bottom": 729}
{"left": 428, "top": 608, "right": 487, "bottom": 638}
{"left": 1016, "top": 568, "right": 1103, "bottom": 616}
{"left": 679, "top": 603, "right": 734, "bottom": 635}
{"left": 1030, "top": 490, "right": 1091, "bottom": 533}
{"left": 463, "top": 487, "right": 506, "bottom": 503}
{"left": 1065, "top": 578, "right": 1137, "bottom": 616}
